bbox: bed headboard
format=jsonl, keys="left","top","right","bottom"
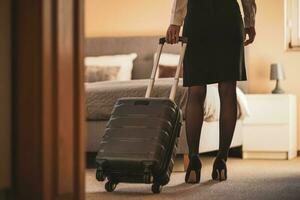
{"left": 85, "top": 36, "right": 248, "bottom": 93}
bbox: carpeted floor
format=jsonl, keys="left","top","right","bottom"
{"left": 86, "top": 156, "right": 300, "bottom": 200}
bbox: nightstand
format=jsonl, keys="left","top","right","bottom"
{"left": 242, "top": 94, "right": 297, "bottom": 160}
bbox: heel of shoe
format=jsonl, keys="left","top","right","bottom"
{"left": 185, "top": 154, "right": 202, "bottom": 184}
{"left": 212, "top": 158, "right": 227, "bottom": 181}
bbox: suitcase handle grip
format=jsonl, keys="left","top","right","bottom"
{"left": 159, "top": 37, "right": 188, "bottom": 44}
{"left": 145, "top": 37, "right": 188, "bottom": 101}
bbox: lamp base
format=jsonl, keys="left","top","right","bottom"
{"left": 272, "top": 80, "right": 285, "bottom": 94}
{"left": 272, "top": 88, "right": 285, "bottom": 94}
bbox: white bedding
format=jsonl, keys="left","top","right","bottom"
{"left": 201, "top": 83, "right": 250, "bottom": 122}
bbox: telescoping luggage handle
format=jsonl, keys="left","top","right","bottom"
{"left": 145, "top": 37, "right": 188, "bottom": 101}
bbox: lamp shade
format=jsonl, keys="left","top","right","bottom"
{"left": 270, "top": 63, "right": 286, "bottom": 80}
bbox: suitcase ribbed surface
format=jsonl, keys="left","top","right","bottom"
{"left": 96, "top": 97, "right": 182, "bottom": 184}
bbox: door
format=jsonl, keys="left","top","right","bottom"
{"left": 0, "top": 0, "right": 11, "bottom": 197}
{"left": 11, "top": 0, "right": 85, "bottom": 199}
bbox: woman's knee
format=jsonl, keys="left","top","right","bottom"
{"left": 218, "top": 81, "right": 237, "bottom": 98}
{"left": 188, "top": 85, "right": 207, "bottom": 102}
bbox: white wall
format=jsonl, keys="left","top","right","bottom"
{"left": 0, "top": 0, "right": 11, "bottom": 190}
{"left": 85, "top": 0, "right": 172, "bottom": 37}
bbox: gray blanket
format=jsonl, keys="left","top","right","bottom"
{"left": 85, "top": 78, "right": 249, "bottom": 121}
{"left": 85, "top": 78, "right": 188, "bottom": 121}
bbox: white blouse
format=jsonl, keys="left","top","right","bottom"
{"left": 170, "top": 0, "right": 257, "bottom": 28}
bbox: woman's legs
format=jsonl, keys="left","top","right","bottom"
{"left": 184, "top": 85, "right": 207, "bottom": 183}
{"left": 212, "top": 81, "right": 237, "bottom": 181}
{"left": 185, "top": 85, "right": 207, "bottom": 155}
{"left": 217, "top": 81, "right": 238, "bottom": 161}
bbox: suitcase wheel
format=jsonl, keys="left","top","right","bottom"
{"left": 96, "top": 169, "right": 106, "bottom": 182}
{"left": 105, "top": 181, "right": 117, "bottom": 192}
{"left": 151, "top": 183, "right": 162, "bottom": 194}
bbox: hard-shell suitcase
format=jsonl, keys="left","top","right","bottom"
{"left": 95, "top": 37, "right": 188, "bottom": 194}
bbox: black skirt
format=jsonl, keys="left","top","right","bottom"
{"left": 182, "top": 0, "right": 247, "bottom": 86}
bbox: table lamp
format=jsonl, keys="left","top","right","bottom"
{"left": 270, "top": 63, "right": 286, "bottom": 94}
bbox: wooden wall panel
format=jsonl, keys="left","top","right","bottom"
{"left": 57, "top": 0, "right": 75, "bottom": 194}
{"left": 12, "top": 0, "right": 85, "bottom": 199}
{"left": 42, "top": 0, "right": 55, "bottom": 199}
{"left": 0, "top": 0, "right": 11, "bottom": 191}
{"left": 12, "top": 0, "right": 43, "bottom": 198}
{"left": 73, "top": 0, "right": 86, "bottom": 199}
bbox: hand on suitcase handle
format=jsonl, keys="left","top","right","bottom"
{"left": 159, "top": 37, "right": 188, "bottom": 45}
{"left": 145, "top": 37, "right": 188, "bottom": 101}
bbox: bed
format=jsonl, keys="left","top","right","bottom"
{"left": 85, "top": 36, "right": 249, "bottom": 162}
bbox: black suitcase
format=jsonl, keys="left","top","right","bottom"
{"left": 95, "top": 37, "right": 188, "bottom": 194}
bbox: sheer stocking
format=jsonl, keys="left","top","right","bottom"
{"left": 185, "top": 85, "right": 207, "bottom": 155}
{"left": 217, "top": 81, "right": 238, "bottom": 161}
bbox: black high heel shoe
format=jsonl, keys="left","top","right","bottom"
{"left": 185, "top": 153, "right": 202, "bottom": 184}
{"left": 211, "top": 158, "right": 227, "bottom": 181}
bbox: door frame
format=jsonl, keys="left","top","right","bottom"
{"left": 11, "top": 0, "right": 85, "bottom": 199}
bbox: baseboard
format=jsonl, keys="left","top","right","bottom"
{"left": 243, "top": 151, "right": 297, "bottom": 160}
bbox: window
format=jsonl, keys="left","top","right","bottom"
{"left": 285, "top": 0, "right": 300, "bottom": 50}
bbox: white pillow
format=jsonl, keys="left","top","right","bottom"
{"left": 84, "top": 53, "right": 137, "bottom": 81}
{"left": 153, "top": 53, "right": 180, "bottom": 78}
{"left": 84, "top": 65, "right": 121, "bottom": 82}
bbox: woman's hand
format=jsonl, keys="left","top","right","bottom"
{"left": 244, "top": 27, "right": 256, "bottom": 46}
{"left": 166, "top": 25, "right": 181, "bottom": 44}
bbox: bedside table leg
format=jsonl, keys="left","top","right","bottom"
{"left": 183, "top": 154, "right": 189, "bottom": 172}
